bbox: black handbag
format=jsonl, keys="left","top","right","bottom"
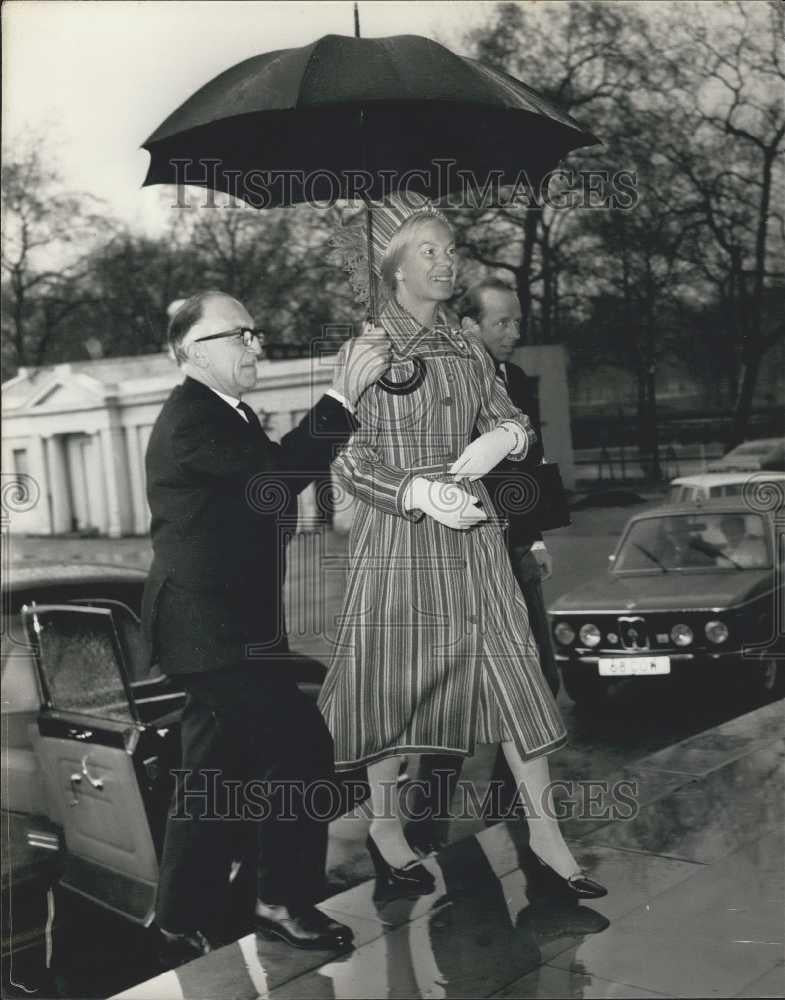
{"left": 528, "top": 461, "right": 572, "bottom": 531}
{"left": 485, "top": 462, "right": 572, "bottom": 535}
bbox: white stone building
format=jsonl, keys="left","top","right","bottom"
{"left": 2, "top": 347, "right": 574, "bottom": 537}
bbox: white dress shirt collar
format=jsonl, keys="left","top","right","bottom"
{"left": 206, "top": 385, "right": 246, "bottom": 420}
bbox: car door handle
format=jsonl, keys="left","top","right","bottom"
{"left": 69, "top": 756, "right": 104, "bottom": 805}
{"left": 68, "top": 728, "right": 94, "bottom": 741}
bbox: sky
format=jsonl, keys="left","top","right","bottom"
{"left": 2, "top": 1, "right": 485, "bottom": 232}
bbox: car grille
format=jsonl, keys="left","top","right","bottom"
{"left": 618, "top": 616, "right": 650, "bottom": 650}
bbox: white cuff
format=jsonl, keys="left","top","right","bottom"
{"left": 499, "top": 420, "right": 527, "bottom": 457}
{"left": 325, "top": 388, "right": 354, "bottom": 414}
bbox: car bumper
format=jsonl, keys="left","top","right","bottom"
{"left": 555, "top": 649, "right": 753, "bottom": 672}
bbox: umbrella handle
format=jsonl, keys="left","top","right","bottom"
{"left": 362, "top": 192, "right": 377, "bottom": 326}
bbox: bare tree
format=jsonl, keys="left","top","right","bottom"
{"left": 455, "top": 0, "right": 650, "bottom": 342}
{"left": 1, "top": 143, "right": 105, "bottom": 371}
{"left": 659, "top": 0, "right": 785, "bottom": 443}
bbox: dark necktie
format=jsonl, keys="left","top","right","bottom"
{"left": 495, "top": 364, "right": 508, "bottom": 390}
{"left": 236, "top": 400, "right": 263, "bottom": 431}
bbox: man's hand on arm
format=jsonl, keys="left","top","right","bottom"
{"left": 331, "top": 323, "right": 392, "bottom": 408}
{"left": 531, "top": 541, "right": 552, "bottom": 581}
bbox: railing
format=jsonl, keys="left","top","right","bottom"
{"left": 574, "top": 442, "right": 727, "bottom": 485}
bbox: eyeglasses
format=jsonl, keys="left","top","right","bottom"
{"left": 192, "top": 327, "right": 264, "bottom": 348}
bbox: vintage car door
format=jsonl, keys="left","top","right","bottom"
{"left": 22, "top": 603, "right": 172, "bottom": 927}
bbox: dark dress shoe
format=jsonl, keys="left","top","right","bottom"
{"left": 366, "top": 834, "right": 436, "bottom": 897}
{"left": 255, "top": 907, "right": 353, "bottom": 950}
{"left": 522, "top": 847, "right": 608, "bottom": 901}
{"left": 298, "top": 908, "right": 354, "bottom": 948}
{"left": 157, "top": 928, "right": 211, "bottom": 968}
{"left": 404, "top": 818, "right": 450, "bottom": 856}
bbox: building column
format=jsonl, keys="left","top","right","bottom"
{"left": 127, "top": 424, "right": 148, "bottom": 535}
{"left": 66, "top": 435, "right": 89, "bottom": 532}
{"left": 28, "top": 435, "right": 50, "bottom": 534}
{"left": 87, "top": 433, "right": 108, "bottom": 534}
{"left": 99, "top": 399, "right": 132, "bottom": 538}
{"left": 44, "top": 435, "right": 72, "bottom": 533}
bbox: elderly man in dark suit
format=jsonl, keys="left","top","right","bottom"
{"left": 143, "top": 290, "right": 389, "bottom": 958}
{"left": 407, "top": 278, "right": 560, "bottom": 854}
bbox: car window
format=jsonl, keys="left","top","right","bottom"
{"left": 615, "top": 513, "right": 771, "bottom": 572}
{"left": 22, "top": 606, "right": 135, "bottom": 722}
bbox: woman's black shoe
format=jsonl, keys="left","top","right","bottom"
{"left": 366, "top": 834, "right": 436, "bottom": 896}
{"left": 522, "top": 847, "right": 607, "bottom": 900}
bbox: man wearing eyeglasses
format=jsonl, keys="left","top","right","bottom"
{"left": 143, "top": 290, "right": 390, "bottom": 960}
{"left": 406, "top": 278, "right": 560, "bottom": 854}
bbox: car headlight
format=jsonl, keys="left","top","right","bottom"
{"left": 554, "top": 622, "right": 576, "bottom": 646}
{"left": 579, "top": 623, "right": 601, "bottom": 648}
{"left": 670, "top": 623, "right": 694, "bottom": 647}
{"left": 705, "top": 620, "right": 729, "bottom": 644}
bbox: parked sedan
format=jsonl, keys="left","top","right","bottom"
{"left": 2, "top": 562, "right": 186, "bottom": 991}
{"left": 707, "top": 436, "right": 784, "bottom": 473}
{"left": 549, "top": 500, "right": 784, "bottom": 707}
{"left": 667, "top": 471, "right": 785, "bottom": 505}
{"left": 1, "top": 562, "right": 329, "bottom": 996}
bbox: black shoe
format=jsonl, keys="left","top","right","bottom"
{"left": 299, "top": 908, "right": 354, "bottom": 948}
{"left": 522, "top": 847, "right": 607, "bottom": 901}
{"left": 157, "top": 927, "right": 211, "bottom": 968}
{"left": 404, "top": 818, "right": 450, "bottom": 856}
{"left": 255, "top": 906, "right": 353, "bottom": 951}
{"left": 366, "top": 834, "right": 436, "bottom": 896}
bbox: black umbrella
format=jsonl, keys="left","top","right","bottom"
{"left": 143, "top": 30, "right": 598, "bottom": 320}
{"left": 143, "top": 32, "right": 597, "bottom": 206}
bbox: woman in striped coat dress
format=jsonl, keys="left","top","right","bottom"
{"left": 319, "top": 195, "right": 606, "bottom": 900}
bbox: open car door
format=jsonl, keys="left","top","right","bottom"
{"left": 22, "top": 604, "right": 176, "bottom": 926}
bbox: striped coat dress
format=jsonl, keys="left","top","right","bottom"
{"left": 317, "top": 303, "right": 566, "bottom": 770}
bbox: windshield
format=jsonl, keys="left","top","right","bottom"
{"left": 615, "top": 512, "right": 771, "bottom": 572}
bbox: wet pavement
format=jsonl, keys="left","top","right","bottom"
{"left": 114, "top": 699, "right": 784, "bottom": 999}
{"left": 9, "top": 500, "right": 784, "bottom": 997}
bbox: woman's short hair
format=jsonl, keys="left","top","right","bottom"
{"left": 380, "top": 214, "right": 454, "bottom": 298}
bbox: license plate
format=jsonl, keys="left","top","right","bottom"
{"left": 598, "top": 656, "right": 671, "bottom": 677}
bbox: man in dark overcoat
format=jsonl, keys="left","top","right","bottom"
{"left": 143, "top": 290, "right": 389, "bottom": 957}
{"left": 459, "top": 278, "right": 560, "bottom": 697}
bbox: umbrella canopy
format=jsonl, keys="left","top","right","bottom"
{"left": 143, "top": 33, "right": 599, "bottom": 207}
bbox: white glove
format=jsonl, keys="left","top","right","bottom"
{"left": 404, "top": 476, "right": 487, "bottom": 531}
{"left": 450, "top": 426, "right": 517, "bottom": 481}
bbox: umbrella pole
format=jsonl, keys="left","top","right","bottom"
{"left": 354, "top": 3, "right": 377, "bottom": 325}
{"left": 363, "top": 194, "right": 377, "bottom": 325}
